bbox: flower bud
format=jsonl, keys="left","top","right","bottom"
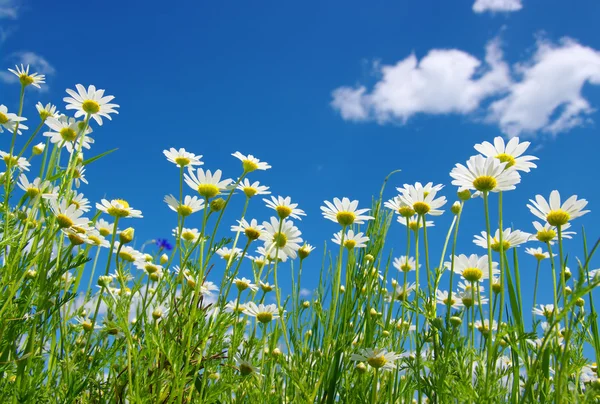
{"left": 119, "top": 227, "right": 135, "bottom": 244}
{"left": 340, "top": 285, "right": 346, "bottom": 293}
{"left": 450, "top": 316, "right": 462, "bottom": 327}
{"left": 210, "top": 198, "right": 226, "bottom": 212}
{"left": 98, "top": 275, "right": 112, "bottom": 288}
{"left": 355, "top": 362, "right": 367, "bottom": 374}
{"left": 457, "top": 188, "right": 471, "bottom": 201}
{"left": 160, "top": 253, "right": 169, "bottom": 265}
{"left": 32, "top": 142, "right": 45, "bottom": 156}
{"left": 302, "top": 301, "right": 310, "bottom": 309}
{"left": 152, "top": 308, "right": 163, "bottom": 320}
{"left": 365, "top": 254, "right": 374, "bottom": 263}
{"left": 576, "top": 297, "right": 585, "bottom": 307}
{"left": 451, "top": 201, "right": 461, "bottom": 215}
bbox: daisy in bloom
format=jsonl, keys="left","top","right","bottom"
{"left": 0, "top": 151, "right": 30, "bottom": 171}
{"left": 64, "top": 84, "right": 119, "bottom": 125}
{"left": 332, "top": 229, "right": 369, "bottom": 250}
{"left": 44, "top": 115, "right": 92, "bottom": 146}
{"left": 457, "top": 282, "right": 488, "bottom": 307}
{"left": 532, "top": 304, "right": 559, "bottom": 319}
{"left": 473, "top": 228, "right": 531, "bottom": 252}
{"left": 233, "top": 277, "right": 258, "bottom": 292}
{"left": 116, "top": 246, "right": 145, "bottom": 263}
{"left": 172, "top": 227, "right": 201, "bottom": 243}
{"left": 394, "top": 318, "right": 416, "bottom": 332}
{"left": 446, "top": 254, "right": 499, "bottom": 283}
{"left": 248, "top": 254, "right": 267, "bottom": 268}
{"left": 435, "top": 289, "right": 464, "bottom": 309}
{"left": 163, "top": 148, "right": 203, "bottom": 168}
{"left": 85, "top": 229, "right": 110, "bottom": 248}
{"left": 244, "top": 302, "right": 279, "bottom": 324}
{"left": 231, "top": 218, "right": 264, "bottom": 241}
{"left": 164, "top": 194, "right": 204, "bottom": 217}
{"left": 0, "top": 105, "right": 28, "bottom": 135}
{"left": 49, "top": 199, "right": 90, "bottom": 230}
{"left": 70, "top": 191, "right": 91, "bottom": 212}
{"left": 525, "top": 247, "right": 553, "bottom": 261}
{"left": 255, "top": 245, "right": 288, "bottom": 262}
{"left": 474, "top": 136, "right": 538, "bottom": 172}
{"left": 531, "top": 221, "right": 575, "bottom": 244}
{"left": 399, "top": 184, "right": 446, "bottom": 216}
{"left": 321, "top": 197, "right": 374, "bottom": 226}
{"left": 36, "top": 102, "right": 59, "bottom": 121}
{"left": 398, "top": 182, "right": 444, "bottom": 197}
{"left": 225, "top": 299, "right": 246, "bottom": 314}
{"left": 351, "top": 348, "right": 403, "bottom": 372}
{"left": 232, "top": 151, "right": 271, "bottom": 172}
{"left": 72, "top": 164, "right": 88, "bottom": 188}
{"left": 473, "top": 319, "right": 498, "bottom": 335}
{"left": 393, "top": 256, "right": 418, "bottom": 272}
{"left": 184, "top": 168, "right": 232, "bottom": 199}
{"left": 8, "top": 64, "right": 45, "bottom": 88}
{"left": 450, "top": 155, "right": 521, "bottom": 193}
{"left": 235, "top": 356, "right": 260, "bottom": 377}
{"left": 32, "top": 142, "right": 45, "bottom": 155}
{"left": 259, "top": 281, "right": 274, "bottom": 293}
{"left": 260, "top": 217, "right": 303, "bottom": 259}
{"left": 134, "top": 260, "right": 164, "bottom": 276}
{"left": 96, "top": 199, "right": 142, "bottom": 219}
{"left": 390, "top": 282, "right": 416, "bottom": 301}
{"left": 264, "top": 196, "right": 306, "bottom": 220}
{"left": 527, "top": 190, "right": 590, "bottom": 227}
{"left": 95, "top": 218, "right": 114, "bottom": 237}
{"left": 17, "top": 175, "right": 50, "bottom": 198}
{"left": 384, "top": 196, "right": 415, "bottom": 217}
{"left": 397, "top": 215, "right": 434, "bottom": 232}
{"left": 216, "top": 247, "right": 243, "bottom": 261}
{"left": 237, "top": 179, "right": 270, "bottom": 198}
{"left": 588, "top": 268, "right": 600, "bottom": 280}
{"left": 298, "top": 243, "right": 315, "bottom": 260}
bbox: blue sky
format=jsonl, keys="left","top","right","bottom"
{"left": 1, "top": 0, "right": 600, "bottom": 321}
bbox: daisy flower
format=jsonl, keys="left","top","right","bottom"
{"left": 457, "top": 282, "right": 488, "bottom": 307}
{"left": 527, "top": 190, "right": 590, "bottom": 227}
{"left": 86, "top": 229, "right": 110, "bottom": 248}
{"left": 216, "top": 247, "right": 243, "bottom": 261}
{"left": 163, "top": 148, "right": 203, "bottom": 168}
{"left": 350, "top": 348, "right": 403, "bottom": 372}
{"left": 332, "top": 229, "right": 369, "bottom": 250}
{"left": 97, "top": 199, "right": 142, "bottom": 219}
{"left": 49, "top": 199, "right": 90, "bottom": 230}
{"left": 394, "top": 319, "right": 416, "bottom": 332}
{"left": 235, "top": 356, "right": 260, "bottom": 377}
{"left": 390, "top": 282, "right": 416, "bottom": 301}
{"left": 70, "top": 191, "right": 91, "bottom": 212}
{"left": 231, "top": 218, "right": 264, "bottom": 241}
{"left": 172, "top": 227, "right": 201, "bottom": 243}
{"left": 36, "top": 102, "right": 59, "bottom": 121}
{"left": 525, "top": 247, "right": 553, "bottom": 261}
{"left": 72, "top": 164, "right": 88, "bottom": 187}
{"left": 260, "top": 217, "right": 303, "bottom": 259}
{"left": 393, "top": 256, "right": 418, "bottom": 272}
{"left": 531, "top": 221, "right": 575, "bottom": 244}
{"left": 116, "top": 246, "right": 144, "bottom": 263}
{"left": 64, "top": 84, "right": 119, "bottom": 126}
{"left": 225, "top": 299, "right": 246, "bottom": 314}
{"left": 450, "top": 155, "right": 521, "bottom": 193}
{"left": 255, "top": 245, "right": 288, "bottom": 262}
{"left": 44, "top": 115, "right": 92, "bottom": 146}
{"left": 384, "top": 196, "right": 415, "bottom": 217}
{"left": 532, "top": 304, "right": 559, "bottom": 318}
{"left": 320, "top": 197, "right": 374, "bottom": 226}
{"left": 164, "top": 194, "right": 204, "bottom": 217}
{"left": 435, "top": 289, "right": 464, "bottom": 309}
{"left": 95, "top": 218, "right": 114, "bottom": 237}
{"left": 397, "top": 215, "right": 434, "bottom": 231}
{"left": 446, "top": 254, "right": 499, "bottom": 283}
{"left": 0, "top": 151, "right": 30, "bottom": 171}
{"left": 259, "top": 281, "right": 274, "bottom": 292}
{"left": 237, "top": 178, "right": 270, "bottom": 198}
{"left": 232, "top": 151, "right": 271, "bottom": 172}
{"left": 473, "top": 228, "right": 531, "bottom": 252}
{"left": 473, "top": 319, "right": 498, "bottom": 335}
{"left": 264, "top": 196, "right": 306, "bottom": 220}
{"left": 399, "top": 184, "right": 446, "bottom": 216}
{"left": 474, "top": 136, "right": 538, "bottom": 172}
{"left": 298, "top": 243, "right": 315, "bottom": 260}
{"left": 244, "top": 302, "right": 279, "bottom": 324}
{"left": 134, "top": 261, "right": 164, "bottom": 276}
{"left": 17, "top": 175, "right": 49, "bottom": 198}
{"left": 32, "top": 142, "right": 45, "bottom": 155}
{"left": 248, "top": 254, "right": 267, "bottom": 268}
{"left": 233, "top": 277, "right": 258, "bottom": 292}
{"left": 184, "top": 168, "right": 232, "bottom": 199}
{"left": 0, "top": 105, "right": 28, "bottom": 135}
{"left": 8, "top": 64, "right": 45, "bottom": 88}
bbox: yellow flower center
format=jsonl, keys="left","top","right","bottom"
{"left": 0, "top": 112, "right": 9, "bottom": 124}
{"left": 243, "top": 187, "right": 257, "bottom": 198}
{"left": 242, "top": 159, "right": 259, "bottom": 173}
{"left": 395, "top": 290, "right": 409, "bottom": 301}
{"left": 56, "top": 214, "right": 74, "bottom": 228}
{"left": 182, "top": 230, "right": 197, "bottom": 242}
{"left": 443, "top": 297, "right": 456, "bottom": 306}
{"left": 473, "top": 176, "right": 497, "bottom": 192}
{"left": 145, "top": 264, "right": 159, "bottom": 274}
{"left": 546, "top": 209, "right": 570, "bottom": 226}
{"left": 256, "top": 312, "right": 273, "bottom": 323}
{"left": 412, "top": 202, "right": 430, "bottom": 215}
{"left": 82, "top": 100, "right": 100, "bottom": 114}
{"left": 273, "top": 232, "right": 287, "bottom": 248}
{"left": 367, "top": 354, "right": 387, "bottom": 369}
{"left": 26, "top": 187, "right": 39, "bottom": 197}
{"left": 197, "top": 184, "right": 219, "bottom": 199}
{"left": 276, "top": 205, "right": 292, "bottom": 219}
{"left": 68, "top": 232, "right": 85, "bottom": 245}
{"left": 239, "top": 363, "right": 254, "bottom": 376}
{"left": 492, "top": 282, "right": 502, "bottom": 294}
{"left": 19, "top": 74, "right": 35, "bottom": 86}
{"left": 400, "top": 263, "right": 412, "bottom": 272}
{"left": 533, "top": 253, "right": 546, "bottom": 261}
{"left": 490, "top": 239, "right": 511, "bottom": 252}
{"left": 244, "top": 228, "right": 261, "bottom": 240}
{"left": 462, "top": 267, "right": 483, "bottom": 282}
{"left": 408, "top": 221, "right": 419, "bottom": 232}
{"left": 536, "top": 229, "right": 556, "bottom": 243}
{"left": 175, "top": 156, "right": 190, "bottom": 166}
{"left": 70, "top": 199, "right": 80, "bottom": 209}
{"left": 177, "top": 205, "right": 193, "bottom": 217}
{"left": 60, "top": 127, "right": 77, "bottom": 142}
{"left": 99, "top": 227, "right": 111, "bottom": 237}
{"left": 88, "top": 235, "right": 102, "bottom": 245}
{"left": 462, "top": 297, "right": 474, "bottom": 307}
{"left": 496, "top": 153, "right": 516, "bottom": 169}
{"left": 107, "top": 201, "right": 131, "bottom": 218}
{"left": 398, "top": 206, "right": 415, "bottom": 217}
{"left": 336, "top": 211, "right": 356, "bottom": 226}
{"left": 3, "top": 155, "right": 18, "bottom": 166}
{"left": 119, "top": 251, "right": 135, "bottom": 262}
{"left": 344, "top": 239, "right": 357, "bottom": 250}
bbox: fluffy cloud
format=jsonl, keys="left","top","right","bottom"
{"left": 332, "top": 38, "right": 600, "bottom": 137}
{"left": 0, "top": 51, "right": 55, "bottom": 89}
{"left": 472, "top": 0, "right": 523, "bottom": 13}
{"left": 0, "top": 0, "right": 21, "bottom": 19}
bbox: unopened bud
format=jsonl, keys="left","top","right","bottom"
{"left": 119, "top": 227, "right": 135, "bottom": 244}
{"left": 457, "top": 188, "right": 471, "bottom": 201}
{"left": 32, "top": 142, "right": 45, "bottom": 156}
{"left": 302, "top": 301, "right": 310, "bottom": 309}
{"left": 160, "top": 253, "right": 169, "bottom": 264}
{"left": 450, "top": 316, "right": 462, "bottom": 327}
{"left": 451, "top": 201, "right": 461, "bottom": 215}
{"left": 210, "top": 198, "right": 226, "bottom": 212}
{"left": 365, "top": 254, "right": 374, "bottom": 263}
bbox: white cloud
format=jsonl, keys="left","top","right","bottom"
{"left": 332, "top": 37, "right": 600, "bottom": 137}
{"left": 488, "top": 39, "right": 600, "bottom": 136}
{"left": 0, "top": 51, "right": 55, "bottom": 89}
{"left": 299, "top": 288, "right": 312, "bottom": 297}
{"left": 331, "top": 39, "right": 511, "bottom": 123}
{"left": 0, "top": 0, "right": 21, "bottom": 19}
{"left": 473, "top": 0, "right": 522, "bottom": 13}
